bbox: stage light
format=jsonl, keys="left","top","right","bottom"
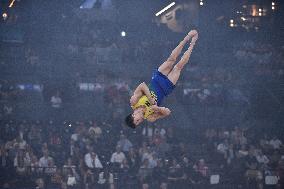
{"left": 259, "top": 12, "right": 262, "bottom": 16}
{"left": 155, "top": 2, "right": 176, "bottom": 16}
{"left": 272, "top": 2, "right": 275, "bottom": 6}
{"left": 241, "top": 17, "right": 246, "bottom": 21}
{"left": 230, "top": 19, "right": 234, "bottom": 24}
{"left": 259, "top": 8, "right": 262, "bottom": 12}
{"left": 230, "top": 23, "right": 234, "bottom": 27}
{"left": 2, "top": 13, "right": 8, "bottom": 20}
{"left": 200, "top": 2, "right": 204, "bottom": 6}
{"left": 272, "top": 6, "right": 275, "bottom": 10}
{"left": 9, "top": 0, "right": 16, "bottom": 8}
{"left": 121, "top": 31, "right": 126, "bottom": 37}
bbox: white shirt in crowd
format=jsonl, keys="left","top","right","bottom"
{"left": 269, "top": 139, "right": 282, "bottom": 149}
{"left": 89, "top": 126, "right": 102, "bottom": 137}
{"left": 71, "top": 133, "right": 79, "bottom": 141}
{"left": 110, "top": 152, "right": 126, "bottom": 164}
{"left": 256, "top": 154, "right": 269, "bottom": 164}
{"left": 50, "top": 96, "right": 62, "bottom": 108}
{"left": 39, "top": 156, "right": 53, "bottom": 167}
{"left": 217, "top": 143, "right": 228, "bottom": 154}
{"left": 84, "top": 153, "right": 103, "bottom": 169}
{"left": 16, "top": 140, "right": 27, "bottom": 150}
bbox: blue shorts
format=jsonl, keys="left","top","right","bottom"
{"left": 150, "top": 69, "right": 175, "bottom": 105}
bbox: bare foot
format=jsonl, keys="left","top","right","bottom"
{"left": 184, "top": 30, "right": 198, "bottom": 42}
{"left": 188, "top": 30, "right": 198, "bottom": 37}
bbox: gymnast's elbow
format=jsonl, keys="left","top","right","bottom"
{"left": 165, "top": 108, "right": 171, "bottom": 116}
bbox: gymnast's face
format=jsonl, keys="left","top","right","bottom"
{"left": 132, "top": 108, "right": 144, "bottom": 126}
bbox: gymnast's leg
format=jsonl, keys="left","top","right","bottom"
{"left": 158, "top": 32, "right": 195, "bottom": 76}
{"left": 167, "top": 31, "right": 198, "bottom": 85}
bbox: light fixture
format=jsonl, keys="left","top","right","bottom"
{"left": 121, "top": 31, "right": 126, "bottom": 37}
{"left": 272, "top": 2, "right": 275, "bottom": 6}
{"left": 155, "top": 2, "right": 176, "bottom": 16}
{"left": 2, "top": 13, "right": 8, "bottom": 20}
{"left": 230, "top": 23, "right": 234, "bottom": 27}
{"left": 272, "top": 6, "right": 275, "bottom": 10}
{"left": 259, "top": 12, "right": 262, "bottom": 16}
{"left": 230, "top": 19, "right": 234, "bottom": 24}
{"left": 258, "top": 8, "right": 262, "bottom": 12}
{"left": 9, "top": 0, "right": 16, "bottom": 8}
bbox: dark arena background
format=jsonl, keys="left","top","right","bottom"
{"left": 0, "top": 0, "right": 284, "bottom": 189}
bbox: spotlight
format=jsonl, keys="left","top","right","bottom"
{"left": 9, "top": 0, "right": 16, "bottom": 8}
{"left": 2, "top": 13, "right": 8, "bottom": 20}
{"left": 200, "top": 2, "right": 204, "bottom": 6}
{"left": 121, "top": 31, "right": 126, "bottom": 37}
{"left": 155, "top": 2, "right": 176, "bottom": 16}
{"left": 272, "top": 2, "right": 275, "bottom": 6}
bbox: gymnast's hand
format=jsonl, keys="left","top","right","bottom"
{"left": 150, "top": 98, "right": 157, "bottom": 105}
{"left": 130, "top": 95, "right": 139, "bottom": 106}
{"left": 188, "top": 30, "right": 198, "bottom": 38}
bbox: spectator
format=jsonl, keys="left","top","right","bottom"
{"left": 66, "top": 168, "right": 78, "bottom": 188}
{"left": 193, "top": 159, "right": 209, "bottom": 178}
{"left": 217, "top": 139, "right": 229, "bottom": 154}
{"left": 84, "top": 151, "right": 103, "bottom": 169}
{"left": 39, "top": 151, "right": 53, "bottom": 168}
{"left": 28, "top": 125, "right": 42, "bottom": 148}
{"left": 63, "top": 158, "right": 80, "bottom": 181}
{"left": 14, "top": 136, "right": 27, "bottom": 150}
{"left": 110, "top": 145, "right": 126, "bottom": 165}
{"left": 35, "top": 178, "right": 45, "bottom": 189}
{"left": 97, "top": 168, "right": 114, "bottom": 189}
{"left": 127, "top": 147, "right": 139, "bottom": 171}
{"left": 50, "top": 91, "right": 62, "bottom": 109}
{"left": 168, "top": 159, "right": 186, "bottom": 189}
{"left": 238, "top": 145, "right": 249, "bottom": 158}
{"left": 50, "top": 168, "right": 63, "bottom": 188}
{"left": 256, "top": 150, "right": 269, "bottom": 166}
{"left": 244, "top": 148, "right": 263, "bottom": 189}
{"left": 30, "top": 154, "right": 39, "bottom": 173}
{"left": 83, "top": 169, "right": 95, "bottom": 189}
{"left": 14, "top": 150, "right": 27, "bottom": 175}
{"left": 152, "top": 159, "right": 167, "bottom": 186}
{"left": 138, "top": 159, "right": 152, "bottom": 182}
{"left": 117, "top": 134, "right": 133, "bottom": 152}
{"left": 269, "top": 136, "right": 282, "bottom": 150}
{"left": 88, "top": 122, "right": 102, "bottom": 141}
{"left": 45, "top": 159, "right": 57, "bottom": 175}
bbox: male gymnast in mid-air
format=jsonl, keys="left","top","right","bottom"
{"left": 125, "top": 30, "right": 198, "bottom": 128}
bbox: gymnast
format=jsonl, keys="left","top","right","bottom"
{"left": 125, "top": 30, "right": 198, "bottom": 128}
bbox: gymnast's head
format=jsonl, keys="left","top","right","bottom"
{"left": 125, "top": 108, "right": 144, "bottom": 128}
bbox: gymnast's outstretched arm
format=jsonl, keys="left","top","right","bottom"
{"left": 130, "top": 82, "right": 156, "bottom": 106}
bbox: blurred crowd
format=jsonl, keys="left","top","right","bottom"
{"left": 0, "top": 118, "right": 283, "bottom": 189}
